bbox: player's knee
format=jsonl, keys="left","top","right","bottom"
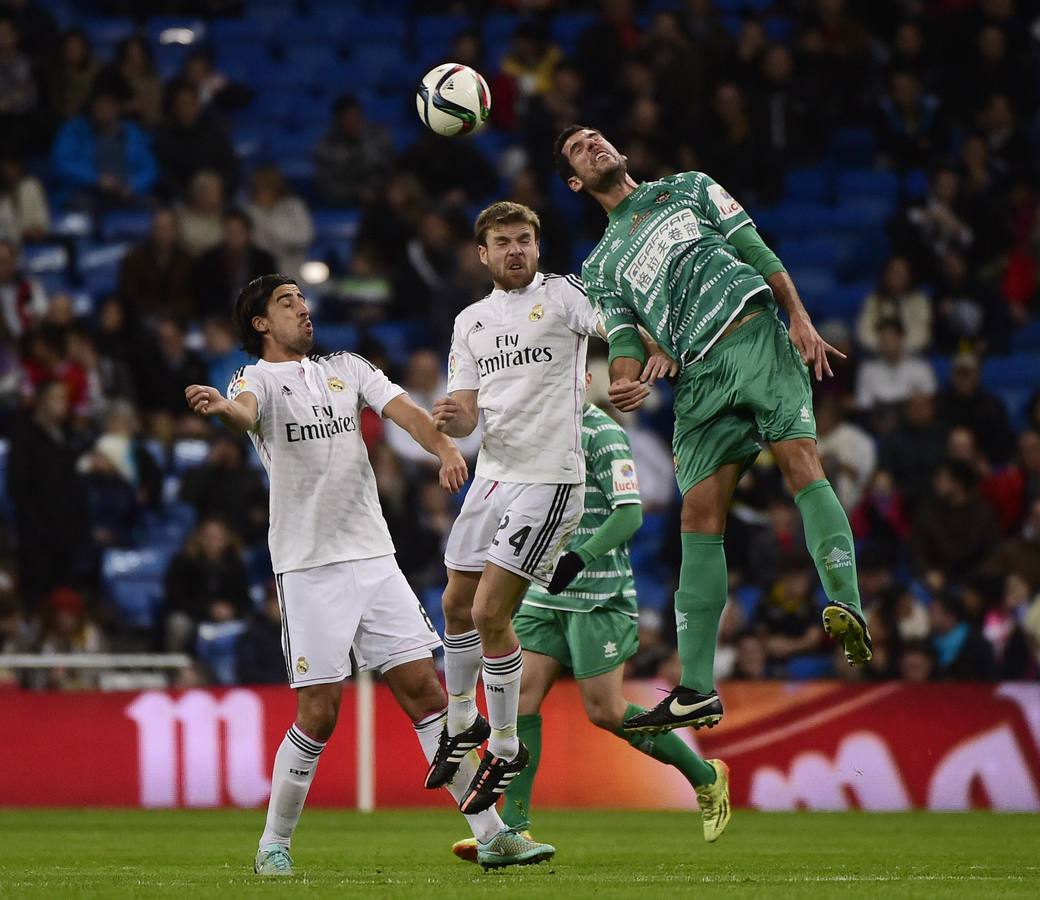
{"left": 411, "top": 673, "right": 448, "bottom": 719}
{"left": 471, "top": 600, "right": 508, "bottom": 638}
{"left": 296, "top": 696, "right": 339, "bottom": 742}
{"left": 585, "top": 702, "right": 623, "bottom": 732}
{"left": 680, "top": 505, "right": 725, "bottom": 534}
{"left": 442, "top": 584, "right": 475, "bottom": 632}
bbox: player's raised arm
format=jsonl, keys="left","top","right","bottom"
{"left": 185, "top": 384, "right": 258, "bottom": 433}
{"left": 383, "top": 393, "right": 468, "bottom": 493}
{"left": 431, "top": 390, "right": 478, "bottom": 438}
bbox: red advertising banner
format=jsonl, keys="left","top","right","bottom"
{"left": 2, "top": 681, "right": 1037, "bottom": 810}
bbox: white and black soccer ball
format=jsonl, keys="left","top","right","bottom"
{"left": 415, "top": 63, "right": 491, "bottom": 137}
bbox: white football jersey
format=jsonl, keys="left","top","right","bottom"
{"left": 448, "top": 272, "right": 601, "bottom": 484}
{"left": 228, "top": 352, "right": 404, "bottom": 574}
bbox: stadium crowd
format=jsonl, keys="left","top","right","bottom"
{"left": 1, "top": 0, "right": 1040, "bottom": 690}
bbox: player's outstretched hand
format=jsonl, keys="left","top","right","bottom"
{"left": 548, "top": 551, "right": 586, "bottom": 594}
{"left": 640, "top": 351, "right": 678, "bottom": 385}
{"left": 788, "top": 314, "right": 846, "bottom": 381}
{"left": 432, "top": 396, "right": 459, "bottom": 433}
{"left": 438, "top": 446, "right": 468, "bottom": 494}
{"left": 185, "top": 384, "right": 228, "bottom": 417}
{"left": 609, "top": 377, "right": 650, "bottom": 412}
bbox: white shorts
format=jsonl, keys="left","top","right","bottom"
{"left": 275, "top": 555, "right": 442, "bottom": 688}
{"left": 444, "top": 477, "right": 584, "bottom": 586}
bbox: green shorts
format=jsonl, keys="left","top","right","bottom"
{"left": 513, "top": 603, "right": 639, "bottom": 679}
{"left": 673, "top": 309, "right": 816, "bottom": 494}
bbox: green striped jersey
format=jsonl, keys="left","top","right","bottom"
{"left": 581, "top": 171, "right": 775, "bottom": 370}
{"left": 524, "top": 403, "right": 640, "bottom": 615}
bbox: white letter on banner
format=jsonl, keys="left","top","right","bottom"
{"left": 749, "top": 733, "right": 910, "bottom": 810}
{"left": 928, "top": 725, "right": 1040, "bottom": 811}
{"left": 125, "top": 689, "right": 270, "bottom": 808}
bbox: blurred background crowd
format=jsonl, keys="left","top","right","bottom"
{"left": 1, "top": 0, "right": 1039, "bottom": 690}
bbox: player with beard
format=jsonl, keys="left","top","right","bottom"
{"left": 185, "top": 275, "right": 555, "bottom": 873}
{"left": 552, "top": 127, "right": 872, "bottom": 735}
{"left": 424, "top": 202, "right": 673, "bottom": 820}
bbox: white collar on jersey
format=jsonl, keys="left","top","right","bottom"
{"left": 257, "top": 356, "right": 326, "bottom": 396}
{"left": 489, "top": 271, "right": 544, "bottom": 299}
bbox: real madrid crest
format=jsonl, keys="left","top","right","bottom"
{"left": 529, "top": 303, "right": 544, "bottom": 322}
{"left": 327, "top": 376, "right": 345, "bottom": 392}
{"left": 296, "top": 656, "right": 309, "bottom": 674}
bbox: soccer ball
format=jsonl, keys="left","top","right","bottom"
{"left": 416, "top": 63, "right": 491, "bottom": 137}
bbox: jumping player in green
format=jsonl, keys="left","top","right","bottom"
{"left": 553, "top": 125, "right": 872, "bottom": 734}
{"left": 451, "top": 389, "right": 731, "bottom": 862}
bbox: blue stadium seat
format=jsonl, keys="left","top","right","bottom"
{"left": 777, "top": 235, "right": 841, "bottom": 269}
{"left": 787, "top": 267, "right": 837, "bottom": 315}
{"left": 835, "top": 169, "right": 900, "bottom": 203}
{"left": 784, "top": 167, "right": 832, "bottom": 203}
{"left": 821, "top": 280, "right": 871, "bottom": 322}
{"left": 369, "top": 319, "right": 425, "bottom": 361}
{"left": 764, "top": 15, "right": 794, "bottom": 41}
{"left": 342, "top": 15, "right": 407, "bottom": 48}
{"left": 101, "top": 210, "right": 152, "bottom": 242}
{"left": 22, "top": 243, "right": 70, "bottom": 275}
{"left": 828, "top": 128, "right": 876, "bottom": 166}
{"left": 209, "top": 18, "right": 272, "bottom": 47}
{"left": 1011, "top": 319, "right": 1040, "bottom": 353}
{"left": 77, "top": 241, "right": 130, "bottom": 297}
{"left": 103, "top": 547, "right": 174, "bottom": 582}
{"left": 102, "top": 546, "right": 174, "bottom": 631}
{"left": 312, "top": 208, "right": 361, "bottom": 239}
{"left": 313, "top": 322, "right": 359, "bottom": 352}
{"left": 81, "top": 16, "right": 136, "bottom": 51}
{"left": 770, "top": 202, "right": 836, "bottom": 232}
{"left": 549, "top": 13, "right": 597, "bottom": 51}
{"left": 786, "top": 654, "right": 834, "bottom": 679}
{"left": 734, "top": 585, "right": 762, "bottom": 618}
{"left": 196, "top": 621, "right": 247, "bottom": 685}
{"left": 415, "top": 14, "right": 472, "bottom": 44}
{"left": 982, "top": 353, "right": 1040, "bottom": 388}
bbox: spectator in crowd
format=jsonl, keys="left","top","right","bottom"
{"left": 930, "top": 593, "right": 996, "bottom": 680}
{"left": 856, "top": 256, "right": 932, "bottom": 354}
{"left": 508, "top": 167, "right": 571, "bottom": 276}
{"left": 192, "top": 210, "right": 275, "bottom": 319}
{"left": 912, "top": 459, "right": 1000, "bottom": 593}
{"left": 91, "top": 400, "right": 161, "bottom": 508}
{"left": 930, "top": 249, "right": 1007, "bottom": 354}
{"left": 77, "top": 434, "right": 142, "bottom": 551}
{"left": 851, "top": 469, "right": 912, "bottom": 564}
{"left": 935, "top": 351, "right": 1015, "bottom": 465}
{"left": 116, "top": 207, "right": 195, "bottom": 324}
{"left": 163, "top": 517, "right": 250, "bottom": 653}
{"left": 244, "top": 165, "right": 314, "bottom": 283}
{"left": 875, "top": 69, "right": 945, "bottom": 171}
{"left": 153, "top": 80, "right": 238, "bottom": 200}
{"left": 0, "top": 314, "right": 21, "bottom": 424}
{"left": 0, "top": 236, "right": 45, "bottom": 337}
{"left": 139, "top": 316, "right": 207, "bottom": 416}
{"left": 0, "top": 15, "right": 42, "bottom": 154}
{"left": 815, "top": 394, "right": 876, "bottom": 511}
{"left": 356, "top": 171, "right": 428, "bottom": 273}
{"left": 982, "top": 430, "right": 1040, "bottom": 534}
{"left": 314, "top": 94, "right": 394, "bottom": 208}
{"left": 46, "top": 27, "right": 97, "bottom": 121}
{"left": 200, "top": 316, "right": 248, "bottom": 398}
{"left": 0, "top": 154, "right": 48, "bottom": 242}
{"left": 398, "top": 129, "right": 497, "bottom": 204}
{"left": 879, "top": 393, "right": 948, "bottom": 512}
{"left": 50, "top": 87, "right": 157, "bottom": 212}
{"left": 752, "top": 561, "right": 826, "bottom": 676}
{"left": 702, "top": 81, "right": 770, "bottom": 203}
{"left": 176, "top": 169, "right": 224, "bottom": 258}
{"left": 746, "top": 498, "right": 807, "bottom": 590}
{"left": 179, "top": 48, "right": 252, "bottom": 112}
{"left": 95, "top": 34, "right": 162, "bottom": 128}
{"left": 179, "top": 433, "right": 267, "bottom": 544}
{"left": 235, "top": 583, "right": 284, "bottom": 685}
{"left": 855, "top": 318, "right": 937, "bottom": 413}
{"left": 394, "top": 208, "right": 462, "bottom": 318}
{"left": 0, "top": 0, "right": 56, "bottom": 61}
{"left": 897, "top": 639, "right": 935, "bottom": 682}
{"left": 896, "top": 166, "right": 974, "bottom": 281}
{"left": 26, "top": 587, "right": 106, "bottom": 690}
{"left": 976, "top": 92, "right": 1031, "bottom": 181}
{"left": 0, "top": 575, "right": 30, "bottom": 685}
{"left": 7, "top": 380, "right": 88, "bottom": 607}
{"left": 495, "top": 20, "right": 563, "bottom": 131}
{"left": 729, "top": 632, "right": 769, "bottom": 680}
{"left": 982, "top": 572, "right": 1038, "bottom": 680}
{"left": 751, "top": 43, "right": 818, "bottom": 179}
{"left": 384, "top": 348, "right": 480, "bottom": 463}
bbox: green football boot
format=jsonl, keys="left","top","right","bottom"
{"left": 695, "top": 759, "right": 732, "bottom": 843}
{"left": 476, "top": 828, "right": 555, "bottom": 871}
{"left": 254, "top": 844, "right": 294, "bottom": 876}
{"left": 822, "top": 601, "right": 873, "bottom": 666}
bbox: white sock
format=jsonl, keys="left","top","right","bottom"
{"left": 413, "top": 709, "right": 504, "bottom": 843}
{"left": 482, "top": 644, "right": 523, "bottom": 760}
{"left": 259, "top": 724, "right": 326, "bottom": 849}
{"left": 443, "top": 629, "right": 482, "bottom": 735}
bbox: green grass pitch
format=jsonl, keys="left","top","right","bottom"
{"left": 1, "top": 809, "right": 1037, "bottom": 898}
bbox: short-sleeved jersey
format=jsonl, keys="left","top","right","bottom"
{"left": 228, "top": 352, "right": 405, "bottom": 574}
{"left": 523, "top": 404, "right": 639, "bottom": 615}
{"left": 582, "top": 171, "right": 774, "bottom": 371}
{"left": 447, "top": 271, "right": 601, "bottom": 485}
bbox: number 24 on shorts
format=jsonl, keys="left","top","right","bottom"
{"left": 492, "top": 514, "right": 532, "bottom": 556}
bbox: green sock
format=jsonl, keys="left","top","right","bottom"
{"left": 794, "top": 478, "right": 862, "bottom": 616}
{"left": 619, "top": 703, "right": 716, "bottom": 786}
{"left": 501, "top": 713, "right": 541, "bottom": 829}
{"left": 676, "top": 533, "right": 727, "bottom": 693}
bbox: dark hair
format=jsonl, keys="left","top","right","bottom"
{"left": 333, "top": 93, "right": 360, "bottom": 116}
{"left": 223, "top": 207, "right": 252, "bottom": 230}
{"left": 234, "top": 275, "right": 296, "bottom": 357}
{"left": 877, "top": 316, "right": 905, "bottom": 335}
{"left": 115, "top": 34, "right": 155, "bottom": 73}
{"left": 553, "top": 124, "right": 596, "bottom": 184}
{"left": 939, "top": 457, "right": 979, "bottom": 491}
